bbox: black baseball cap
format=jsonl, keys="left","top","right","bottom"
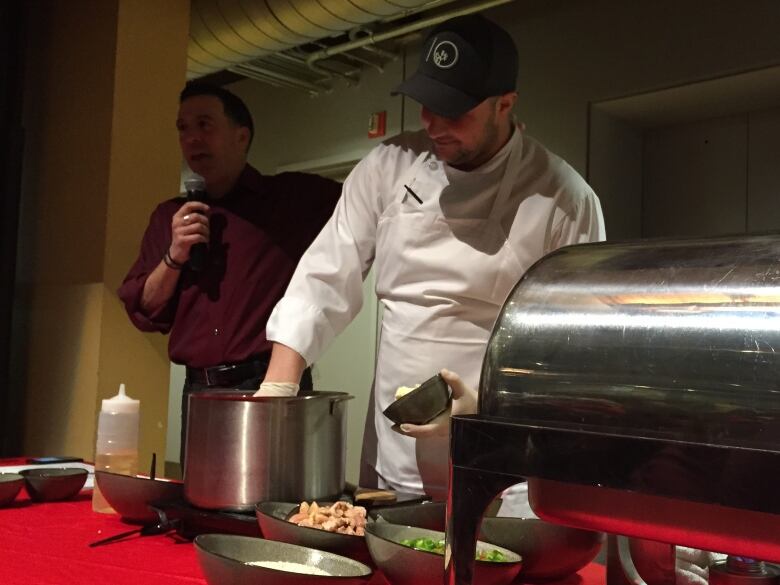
{"left": 392, "top": 14, "right": 518, "bottom": 119}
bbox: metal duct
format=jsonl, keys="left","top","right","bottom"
{"left": 187, "top": 0, "right": 447, "bottom": 79}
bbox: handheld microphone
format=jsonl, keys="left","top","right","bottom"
{"left": 184, "top": 177, "right": 208, "bottom": 272}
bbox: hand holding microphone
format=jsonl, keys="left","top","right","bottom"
{"left": 169, "top": 177, "right": 210, "bottom": 270}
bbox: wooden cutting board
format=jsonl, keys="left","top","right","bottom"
{"left": 353, "top": 487, "right": 397, "bottom": 503}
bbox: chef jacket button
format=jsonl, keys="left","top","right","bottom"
{"left": 428, "top": 161, "right": 438, "bottom": 170}
{"left": 213, "top": 328, "right": 219, "bottom": 336}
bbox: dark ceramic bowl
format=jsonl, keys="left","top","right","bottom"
{"left": 382, "top": 374, "right": 451, "bottom": 425}
{"left": 479, "top": 517, "right": 604, "bottom": 583}
{"left": 370, "top": 501, "right": 447, "bottom": 531}
{"left": 194, "top": 533, "right": 372, "bottom": 584}
{"left": 255, "top": 501, "right": 372, "bottom": 565}
{"left": 95, "top": 470, "right": 184, "bottom": 523}
{"left": 0, "top": 473, "right": 25, "bottom": 506}
{"left": 369, "top": 501, "right": 601, "bottom": 583}
{"left": 369, "top": 499, "right": 502, "bottom": 532}
{"left": 20, "top": 467, "right": 88, "bottom": 502}
{"left": 364, "top": 522, "right": 521, "bottom": 585}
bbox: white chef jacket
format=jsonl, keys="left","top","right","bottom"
{"left": 267, "top": 128, "right": 605, "bottom": 502}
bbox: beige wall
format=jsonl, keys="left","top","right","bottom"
{"left": 232, "top": 58, "right": 407, "bottom": 175}
{"left": 18, "top": 0, "right": 190, "bottom": 463}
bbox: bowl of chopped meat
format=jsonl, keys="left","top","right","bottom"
{"left": 255, "top": 500, "right": 372, "bottom": 565}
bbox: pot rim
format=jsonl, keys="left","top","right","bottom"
{"left": 189, "top": 390, "right": 353, "bottom": 403}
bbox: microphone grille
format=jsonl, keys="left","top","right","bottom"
{"left": 184, "top": 176, "right": 206, "bottom": 192}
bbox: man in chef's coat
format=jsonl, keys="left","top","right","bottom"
{"left": 256, "top": 14, "right": 606, "bottom": 505}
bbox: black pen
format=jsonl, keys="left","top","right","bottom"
{"left": 404, "top": 184, "right": 423, "bottom": 205}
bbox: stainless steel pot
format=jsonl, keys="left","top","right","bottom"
{"left": 183, "top": 391, "right": 352, "bottom": 511}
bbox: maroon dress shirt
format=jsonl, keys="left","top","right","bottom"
{"left": 118, "top": 164, "right": 341, "bottom": 368}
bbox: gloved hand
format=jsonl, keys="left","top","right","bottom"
{"left": 253, "top": 382, "right": 299, "bottom": 397}
{"left": 675, "top": 547, "right": 726, "bottom": 585}
{"left": 399, "top": 369, "right": 478, "bottom": 438}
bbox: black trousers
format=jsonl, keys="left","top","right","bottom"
{"left": 179, "top": 365, "right": 313, "bottom": 466}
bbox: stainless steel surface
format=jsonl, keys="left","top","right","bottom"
{"left": 481, "top": 234, "right": 780, "bottom": 451}
{"left": 194, "top": 533, "right": 372, "bottom": 584}
{"left": 184, "top": 391, "right": 351, "bottom": 511}
{"left": 529, "top": 476, "right": 780, "bottom": 564}
{"left": 447, "top": 233, "right": 780, "bottom": 585}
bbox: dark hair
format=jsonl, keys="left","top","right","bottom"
{"left": 179, "top": 82, "right": 254, "bottom": 148}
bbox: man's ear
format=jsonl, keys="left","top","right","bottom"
{"left": 496, "top": 92, "right": 518, "bottom": 117}
{"left": 237, "top": 126, "right": 251, "bottom": 152}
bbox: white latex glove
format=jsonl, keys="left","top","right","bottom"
{"left": 399, "top": 369, "right": 478, "bottom": 438}
{"left": 253, "top": 382, "right": 299, "bottom": 397}
{"left": 675, "top": 547, "right": 727, "bottom": 585}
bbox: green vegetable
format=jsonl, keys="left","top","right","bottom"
{"left": 399, "top": 538, "right": 507, "bottom": 562}
{"left": 477, "top": 548, "right": 506, "bottom": 562}
{"left": 400, "top": 537, "right": 445, "bottom": 554}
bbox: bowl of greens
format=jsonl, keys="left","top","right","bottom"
{"left": 364, "top": 522, "right": 521, "bottom": 585}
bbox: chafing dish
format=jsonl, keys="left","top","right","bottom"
{"left": 446, "top": 234, "right": 780, "bottom": 585}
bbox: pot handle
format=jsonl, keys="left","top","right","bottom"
{"left": 329, "top": 394, "right": 354, "bottom": 415}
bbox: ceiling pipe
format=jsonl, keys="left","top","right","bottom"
{"left": 273, "top": 51, "right": 362, "bottom": 79}
{"left": 229, "top": 62, "right": 329, "bottom": 94}
{"left": 349, "top": 26, "right": 399, "bottom": 61}
{"left": 187, "top": 0, "right": 447, "bottom": 79}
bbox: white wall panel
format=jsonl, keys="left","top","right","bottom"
{"left": 643, "top": 115, "right": 747, "bottom": 238}
{"left": 747, "top": 107, "right": 780, "bottom": 233}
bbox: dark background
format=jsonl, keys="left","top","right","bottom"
{"left": 0, "top": 2, "right": 26, "bottom": 456}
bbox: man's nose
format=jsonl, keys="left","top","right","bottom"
{"left": 181, "top": 135, "right": 201, "bottom": 152}
{"left": 421, "top": 107, "right": 445, "bottom": 135}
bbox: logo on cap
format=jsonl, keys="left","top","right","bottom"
{"left": 429, "top": 40, "right": 458, "bottom": 69}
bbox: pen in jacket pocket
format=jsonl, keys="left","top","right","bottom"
{"left": 404, "top": 184, "right": 423, "bottom": 205}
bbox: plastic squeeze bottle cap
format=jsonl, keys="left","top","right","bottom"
{"left": 101, "top": 383, "right": 139, "bottom": 414}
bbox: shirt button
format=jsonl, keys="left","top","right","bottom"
{"left": 213, "top": 328, "right": 219, "bottom": 336}
{"left": 428, "top": 161, "right": 439, "bottom": 171}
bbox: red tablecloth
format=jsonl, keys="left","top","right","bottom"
{"left": 0, "top": 462, "right": 605, "bottom": 585}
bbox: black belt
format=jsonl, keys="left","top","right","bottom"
{"left": 185, "top": 356, "right": 268, "bottom": 387}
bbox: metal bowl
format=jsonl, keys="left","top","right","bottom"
{"left": 20, "top": 468, "right": 88, "bottom": 502}
{"left": 479, "top": 517, "right": 604, "bottom": 583}
{"left": 368, "top": 500, "right": 599, "bottom": 582}
{"left": 194, "top": 533, "right": 372, "bottom": 584}
{"left": 370, "top": 499, "right": 503, "bottom": 531}
{"left": 255, "top": 501, "right": 372, "bottom": 565}
{"left": 0, "top": 473, "right": 24, "bottom": 506}
{"left": 382, "top": 374, "right": 451, "bottom": 425}
{"left": 370, "top": 501, "right": 447, "bottom": 531}
{"left": 95, "top": 470, "right": 184, "bottom": 523}
{"left": 364, "top": 522, "right": 521, "bottom": 585}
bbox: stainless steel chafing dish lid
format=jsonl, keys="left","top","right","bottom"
{"left": 480, "top": 233, "right": 780, "bottom": 452}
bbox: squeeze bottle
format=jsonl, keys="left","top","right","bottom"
{"left": 92, "top": 383, "right": 140, "bottom": 513}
